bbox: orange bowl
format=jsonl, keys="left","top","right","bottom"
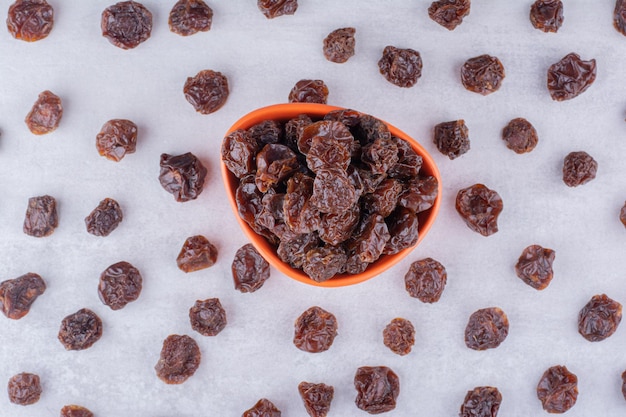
{"left": 221, "top": 103, "right": 441, "bottom": 287}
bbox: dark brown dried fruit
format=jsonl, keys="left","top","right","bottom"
{"left": 383, "top": 207, "right": 419, "bottom": 255}
{"left": 85, "top": 198, "right": 123, "bottom": 237}
{"left": 502, "top": 118, "right": 538, "bottom": 154}
{"left": 60, "top": 405, "right": 93, "bottom": 417}
{"left": 257, "top": 0, "right": 297, "bottom": 18}
{"left": 578, "top": 294, "right": 622, "bottom": 342}
{"left": 311, "top": 168, "right": 357, "bottom": 214}
{"left": 298, "top": 381, "right": 334, "bottom": 417}
{"left": 428, "top": 0, "right": 471, "bottom": 30}
{"left": 615, "top": 0, "right": 626, "bottom": 36}
{"left": 515, "top": 245, "right": 555, "bottom": 290}
{"left": 464, "top": 307, "right": 509, "bottom": 351}
{"left": 319, "top": 205, "right": 360, "bottom": 246}
{"left": 562, "top": 151, "right": 597, "bottom": 187}
{"left": 354, "top": 366, "right": 400, "bottom": 414}
{"left": 456, "top": 184, "right": 503, "bottom": 236}
{"left": 232, "top": 243, "right": 270, "bottom": 293}
{"left": 101, "top": 1, "right": 152, "bottom": 49}
{"left": 23, "top": 195, "right": 58, "bottom": 237}
{"left": 58, "top": 308, "right": 103, "bottom": 351}
{"left": 277, "top": 233, "right": 319, "bottom": 269}
{"left": 530, "top": 0, "right": 563, "bottom": 33}
{"left": 7, "top": 372, "right": 41, "bottom": 405}
{"left": 243, "top": 398, "right": 282, "bottom": 417}
{"left": 398, "top": 175, "right": 438, "bottom": 214}
{"left": 96, "top": 119, "right": 138, "bottom": 161}
{"left": 459, "top": 386, "right": 502, "bottom": 417}
{"left": 378, "top": 45, "right": 423, "bottom": 88}
{"left": 159, "top": 152, "right": 207, "bottom": 202}
{"left": 249, "top": 120, "right": 283, "bottom": 145}
{"left": 302, "top": 245, "right": 347, "bottom": 282}
{"left": 536, "top": 365, "right": 578, "bottom": 413}
{"left": 622, "top": 370, "right": 626, "bottom": 401}
{"left": 0, "top": 272, "right": 46, "bottom": 319}
{"left": 349, "top": 214, "right": 391, "bottom": 264}
{"left": 177, "top": 235, "right": 218, "bottom": 272}
{"left": 155, "top": 334, "right": 201, "bottom": 384}
{"left": 382, "top": 318, "right": 415, "bottom": 356}
{"left": 25, "top": 90, "right": 62, "bottom": 135}
{"left": 621, "top": 201, "right": 626, "bottom": 228}
{"left": 547, "top": 53, "right": 596, "bottom": 101}
{"left": 288, "top": 79, "right": 329, "bottom": 104}
{"left": 361, "top": 137, "right": 399, "bottom": 175}
{"left": 461, "top": 55, "right": 505, "bottom": 95}
{"left": 433, "top": 119, "right": 469, "bottom": 159}
{"left": 189, "top": 298, "right": 227, "bottom": 336}
{"left": 307, "top": 135, "right": 351, "bottom": 174}
{"left": 184, "top": 69, "right": 229, "bottom": 114}
{"left": 98, "top": 261, "right": 143, "bottom": 310}
{"left": 7, "top": 0, "right": 53, "bottom": 41}
{"left": 255, "top": 144, "right": 299, "bottom": 192}
{"left": 293, "top": 306, "right": 338, "bottom": 353}
{"left": 298, "top": 120, "right": 355, "bottom": 155}
{"left": 363, "top": 179, "right": 403, "bottom": 218}
{"left": 323, "top": 27, "right": 356, "bottom": 63}
{"left": 221, "top": 129, "right": 260, "bottom": 179}
{"left": 168, "top": 0, "right": 213, "bottom": 36}
{"left": 404, "top": 258, "right": 447, "bottom": 303}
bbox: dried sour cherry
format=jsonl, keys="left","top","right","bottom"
{"left": 461, "top": 55, "right": 505, "bottom": 95}
{"left": 0, "top": 273, "right": 46, "bottom": 319}
{"left": 310, "top": 167, "right": 357, "bottom": 214}
{"left": 168, "top": 0, "right": 213, "bottom": 36}
{"left": 306, "top": 135, "right": 351, "bottom": 174}
{"left": 221, "top": 130, "right": 260, "bottom": 179}
{"left": 622, "top": 370, "right": 626, "bottom": 401}
{"left": 159, "top": 152, "right": 207, "bottom": 202}
{"left": 298, "top": 381, "right": 334, "bottom": 417}
{"left": 85, "top": 198, "right": 123, "bottom": 237}
{"left": 98, "top": 261, "right": 143, "bottom": 310}
{"left": 243, "top": 398, "right": 282, "bottom": 417}
{"left": 459, "top": 386, "right": 502, "bottom": 417}
{"left": 257, "top": 0, "right": 297, "bottom": 19}
{"left": 25, "top": 90, "right": 62, "bottom": 135}
{"left": 398, "top": 175, "right": 438, "bottom": 214}
{"left": 383, "top": 207, "right": 419, "bottom": 255}
{"left": 362, "top": 179, "right": 403, "bottom": 218}
{"left": 96, "top": 119, "right": 137, "bottom": 162}
{"left": 302, "top": 245, "right": 347, "bottom": 282}
{"left": 277, "top": 233, "right": 319, "bottom": 269}
{"left": 348, "top": 214, "right": 390, "bottom": 264}
{"left": 323, "top": 27, "right": 356, "bottom": 63}
{"left": 383, "top": 317, "right": 415, "bottom": 356}
{"left": 562, "top": 151, "right": 597, "bottom": 187}
{"left": 7, "top": 372, "right": 42, "bottom": 405}
{"left": 502, "top": 118, "right": 538, "bottom": 154}
{"left": 536, "top": 365, "right": 578, "bottom": 413}
{"left": 60, "top": 405, "right": 93, "bottom": 417}
{"left": 249, "top": 119, "right": 283, "bottom": 145}
{"left": 232, "top": 243, "right": 270, "bottom": 293}
{"left": 184, "top": 69, "right": 229, "bottom": 114}
{"left": 464, "top": 307, "right": 509, "bottom": 351}
{"left": 621, "top": 201, "right": 626, "bottom": 228}
{"left": 177, "top": 235, "right": 218, "bottom": 272}
{"left": 404, "top": 258, "right": 447, "bottom": 303}
{"left": 547, "top": 53, "right": 596, "bottom": 101}
{"left": 155, "top": 334, "right": 201, "bottom": 384}
{"left": 530, "top": 0, "right": 563, "bottom": 33}
{"left": 455, "top": 184, "right": 503, "bottom": 236}
{"left": 354, "top": 366, "right": 400, "bottom": 414}
{"left": 293, "top": 306, "right": 338, "bottom": 353}
{"left": 616, "top": 0, "right": 626, "bottom": 36}
{"left": 433, "top": 119, "right": 469, "bottom": 159}
{"left": 319, "top": 204, "right": 360, "bottom": 246}
{"left": 288, "top": 79, "right": 329, "bottom": 104}
{"left": 378, "top": 46, "right": 423, "bottom": 88}
{"left": 189, "top": 298, "right": 227, "bottom": 336}
{"left": 58, "top": 308, "right": 103, "bottom": 351}
{"left": 7, "top": 0, "right": 54, "bottom": 41}
{"left": 578, "top": 294, "right": 622, "bottom": 342}
{"left": 428, "top": 0, "right": 471, "bottom": 30}
{"left": 515, "top": 245, "right": 555, "bottom": 290}
{"left": 101, "top": 1, "right": 152, "bottom": 49}
{"left": 23, "top": 195, "right": 58, "bottom": 237}
{"left": 389, "top": 137, "right": 422, "bottom": 179}
{"left": 255, "top": 144, "right": 299, "bottom": 192}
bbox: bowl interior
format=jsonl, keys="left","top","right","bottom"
{"left": 221, "top": 103, "right": 441, "bottom": 287}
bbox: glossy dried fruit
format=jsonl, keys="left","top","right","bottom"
{"left": 398, "top": 175, "right": 438, "bottom": 214}
{"left": 311, "top": 167, "right": 357, "bottom": 214}
{"left": 159, "top": 152, "right": 207, "bottom": 202}
{"left": 7, "top": 372, "right": 42, "bottom": 405}
{"left": 232, "top": 243, "right": 270, "bottom": 293}
{"left": 354, "top": 366, "right": 400, "bottom": 414}
{"left": 502, "top": 118, "right": 538, "bottom": 154}
{"left": 243, "top": 398, "right": 282, "bottom": 417}
{"left": 298, "top": 120, "right": 355, "bottom": 155}
{"left": 249, "top": 120, "right": 283, "bottom": 145}
{"left": 288, "top": 79, "right": 329, "bottom": 104}
{"left": 461, "top": 55, "right": 505, "bottom": 95}
{"left": 257, "top": 0, "right": 297, "bottom": 18}
{"left": 383, "top": 318, "right": 415, "bottom": 356}
{"left": 302, "top": 245, "right": 347, "bottom": 282}
{"left": 464, "top": 307, "right": 509, "bottom": 351}
{"left": 177, "top": 235, "right": 218, "bottom": 272}
{"left": 515, "top": 245, "right": 555, "bottom": 290}
{"left": 433, "top": 119, "right": 469, "bottom": 159}
{"left": 189, "top": 298, "right": 227, "bottom": 336}
{"left": 25, "top": 90, "right": 62, "bottom": 135}
{"left": 537, "top": 365, "right": 578, "bottom": 413}
{"left": 221, "top": 129, "right": 260, "bottom": 179}
{"left": 155, "top": 334, "right": 201, "bottom": 384}
{"left": 307, "top": 135, "right": 351, "bottom": 173}
{"left": 349, "top": 214, "right": 390, "bottom": 264}
{"left": 456, "top": 184, "right": 503, "bottom": 236}
{"left": 60, "top": 405, "right": 93, "bottom": 417}
{"left": 96, "top": 119, "right": 137, "bottom": 161}
{"left": 459, "top": 386, "right": 502, "bottom": 417}
{"left": 184, "top": 69, "right": 229, "bottom": 114}
{"left": 323, "top": 27, "right": 356, "bottom": 63}
{"left": 0, "top": 272, "right": 46, "bottom": 319}
{"left": 615, "top": 0, "right": 626, "bottom": 36}
{"left": 404, "top": 258, "right": 447, "bottom": 303}
{"left": 578, "top": 294, "right": 622, "bottom": 342}
{"left": 277, "top": 233, "right": 319, "bottom": 269}
{"left": 562, "top": 151, "right": 597, "bottom": 187}
{"left": 168, "top": 0, "right": 212, "bottom": 36}
{"left": 378, "top": 45, "right": 423, "bottom": 88}
{"left": 23, "top": 195, "right": 58, "bottom": 237}
{"left": 98, "top": 261, "right": 142, "bottom": 310}
{"left": 530, "top": 0, "right": 563, "bottom": 33}
{"left": 85, "top": 198, "right": 123, "bottom": 237}
{"left": 428, "top": 0, "right": 471, "bottom": 30}
{"left": 101, "top": 1, "right": 152, "bottom": 49}
{"left": 361, "top": 137, "right": 399, "bottom": 175}
{"left": 383, "top": 207, "right": 419, "bottom": 255}
{"left": 319, "top": 205, "right": 360, "bottom": 246}
{"left": 255, "top": 144, "right": 299, "bottom": 192}
{"left": 621, "top": 202, "right": 626, "bottom": 228}
{"left": 298, "top": 381, "right": 334, "bottom": 417}
{"left": 293, "top": 306, "right": 338, "bottom": 353}
{"left": 547, "top": 53, "right": 596, "bottom": 101}
{"left": 58, "top": 308, "right": 103, "bottom": 351}
{"left": 363, "top": 179, "right": 403, "bottom": 218}
{"left": 7, "top": 0, "right": 53, "bottom": 41}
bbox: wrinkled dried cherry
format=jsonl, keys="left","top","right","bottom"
{"left": 433, "top": 119, "right": 469, "bottom": 159}
{"left": 455, "top": 184, "right": 502, "bottom": 236}
{"left": 159, "top": 152, "right": 207, "bottom": 202}
{"left": 60, "top": 405, "right": 93, "bottom": 417}
{"left": 404, "top": 258, "right": 447, "bottom": 303}
{"left": 7, "top": 0, "right": 54, "bottom": 41}
{"left": 0, "top": 272, "right": 46, "bottom": 319}
{"left": 298, "top": 381, "right": 334, "bottom": 417}
{"left": 536, "top": 365, "right": 578, "bottom": 413}
{"left": 530, "top": 0, "right": 563, "bottom": 33}
{"left": 461, "top": 55, "right": 505, "bottom": 95}
{"left": 96, "top": 119, "right": 137, "bottom": 161}
{"left": 232, "top": 243, "right": 270, "bottom": 293}
{"left": 168, "top": 0, "right": 212, "bottom": 36}
{"left": 257, "top": 0, "right": 297, "bottom": 19}
{"left": 23, "top": 195, "right": 58, "bottom": 237}
{"left": 464, "top": 307, "right": 509, "bottom": 351}
{"left": 502, "top": 118, "right": 538, "bottom": 154}
{"left": 155, "top": 334, "right": 201, "bottom": 384}
{"left": 515, "top": 245, "right": 555, "bottom": 290}
{"left": 354, "top": 366, "right": 400, "bottom": 414}
{"left": 562, "top": 151, "right": 597, "bottom": 187}
{"left": 25, "top": 90, "right": 62, "bottom": 135}
{"left": 383, "top": 317, "right": 415, "bottom": 356}
{"left": 184, "top": 69, "right": 229, "bottom": 114}
{"left": 58, "top": 308, "right": 103, "bottom": 351}
{"left": 323, "top": 27, "right": 356, "bottom": 63}
{"left": 189, "top": 298, "right": 227, "bottom": 336}
{"left": 547, "top": 53, "right": 596, "bottom": 101}
{"left": 378, "top": 45, "right": 423, "bottom": 88}
{"left": 616, "top": 0, "right": 626, "bottom": 36}
{"left": 428, "top": 0, "right": 471, "bottom": 30}
{"left": 243, "top": 398, "right": 282, "bottom": 416}
{"left": 7, "top": 372, "right": 42, "bottom": 405}
{"left": 177, "top": 235, "right": 218, "bottom": 272}
{"left": 578, "top": 294, "right": 622, "bottom": 342}
{"left": 85, "top": 198, "right": 123, "bottom": 237}
{"left": 288, "top": 79, "right": 329, "bottom": 104}
{"left": 101, "top": 1, "right": 152, "bottom": 49}
{"left": 293, "top": 306, "right": 338, "bottom": 353}
{"left": 621, "top": 201, "right": 626, "bottom": 228}
{"left": 98, "top": 261, "right": 143, "bottom": 310}
{"left": 459, "top": 386, "right": 502, "bottom": 417}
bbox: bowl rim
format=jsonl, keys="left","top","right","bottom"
{"left": 220, "top": 103, "right": 442, "bottom": 287}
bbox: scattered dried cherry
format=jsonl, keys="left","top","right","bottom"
{"left": 578, "top": 294, "right": 622, "bottom": 342}
{"left": 96, "top": 119, "right": 138, "bottom": 161}
{"left": 547, "top": 53, "right": 596, "bottom": 101}
{"left": 177, "top": 235, "right": 218, "bottom": 272}
{"left": 464, "top": 307, "right": 509, "bottom": 351}
{"left": 455, "top": 184, "right": 503, "bottom": 236}
{"left": 155, "top": 334, "right": 201, "bottom": 384}
{"left": 0, "top": 272, "right": 46, "bottom": 319}
{"left": 530, "top": 0, "right": 563, "bottom": 33}
{"left": 58, "top": 308, "right": 103, "bottom": 351}
{"left": 323, "top": 27, "right": 356, "bottom": 63}
{"left": 7, "top": 372, "right": 42, "bottom": 405}
{"left": 184, "top": 69, "right": 229, "bottom": 114}
{"left": 615, "top": 0, "right": 626, "bottom": 36}
{"left": 257, "top": 0, "right": 297, "bottom": 18}
{"left": 433, "top": 119, "right": 469, "bottom": 159}
{"left": 232, "top": 243, "right": 271, "bottom": 293}
{"left": 378, "top": 45, "right": 423, "bottom": 88}
{"left": 459, "top": 386, "right": 502, "bottom": 417}
{"left": 98, "top": 261, "right": 143, "bottom": 310}
{"left": 23, "top": 195, "right": 58, "bottom": 237}
{"left": 293, "top": 306, "right": 338, "bottom": 353}
{"left": 288, "top": 79, "right": 329, "bottom": 104}
{"left": 25, "top": 90, "right": 63, "bottom": 135}
{"left": 159, "top": 152, "right": 207, "bottom": 202}
{"left": 255, "top": 144, "right": 300, "bottom": 192}
{"left": 189, "top": 298, "right": 227, "bottom": 336}
{"left": 404, "top": 258, "right": 447, "bottom": 303}
{"left": 101, "top": 1, "right": 152, "bottom": 49}
{"left": 7, "top": 0, "right": 54, "bottom": 41}
{"left": 85, "top": 198, "right": 123, "bottom": 237}
{"left": 428, "top": 0, "right": 471, "bottom": 30}
{"left": 298, "top": 381, "right": 334, "bottom": 417}
{"left": 515, "top": 245, "right": 555, "bottom": 290}
{"left": 383, "top": 317, "right": 415, "bottom": 356}
{"left": 168, "top": 0, "right": 213, "bottom": 36}
{"left": 60, "top": 405, "right": 93, "bottom": 417}
{"left": 461, "top": 55, "right": 505, "bottom": 95}
{"left": 562, "top": 151, "right": 597, "bottom": 187}
{"left": 502, "top": 118, "right": 538, "bottom": 154}
{"left": 536, "top": 365, "right": 578, "bottom": 413}
{"left": 621, "top": 201, "right": 626, "bottom": 228}
{"left": 354, "top": 366, "right": 400, "bottom": 414}
{"left": 243, "top": 398, "right": 282, "bottom": 417}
